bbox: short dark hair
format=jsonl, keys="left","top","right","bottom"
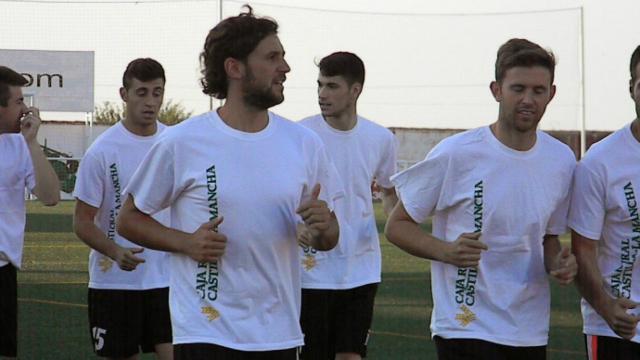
{"left": 200, "top": 5, "right": 279, "bottom": 99}
{"left": 630, "top": 45, "right": 640, "bottom": 84}
{"left": 122, "top": 58, "right": 166, "bottom": 89}
{"left": 318, "top": 52, "right": 365, "bottom": 87}
{"left": 495, "top": 38, "right": 556, "bottom": 84}
{"left": 0, "top": 66, "right": 28, "bottom": 107}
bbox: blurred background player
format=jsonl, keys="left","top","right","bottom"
{"left": 298, "top": 51, "right": 397, "bottom": 360}
{"left": 73, "top": 58, "right": 172, "bottom": 360}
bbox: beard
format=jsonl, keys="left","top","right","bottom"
{"left": 242, "top": 70, "right": 284, "bottom": 110}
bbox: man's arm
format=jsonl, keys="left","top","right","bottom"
{"left": 572, "top": 230, "right": 640, "bottom": 339}
{"left": 381, "top": 187, "right": 398, "bottom": 217}
{"left": 22, "top": 107, "right": 59, "bottom": 206}
{"left": 116, "top": 194, "right": 227, "bottom": 262}
{"left": 296, "top": 184, "right": 339, "bottom": 251}
{"left": 543, "top": 234, "right": 577, "bottom": 285}
{"left": 73, "top": 199, "right": 145, "bottom": 271}
{"left": 384, "top": 201, "right": 487, "bottom": 266}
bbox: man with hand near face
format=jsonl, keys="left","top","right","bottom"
{"left": 0, "top": 66, "right": 60, "bottom": 360}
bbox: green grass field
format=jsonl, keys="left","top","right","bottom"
{"left": 17, "top": 201, "right": 585, "bottom": 359}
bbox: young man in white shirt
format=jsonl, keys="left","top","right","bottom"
{"left": 0, "top": 66, "right": 60, "bottom": 359}
{"left": 116, "top": 6, "right": 343, "bottom": 360}
{"left": 385, "top": 38, "right": 578, "bottom": 360}
{"left": 73, "top": 58, "right": 172, "bottom": 360}
{"left": 297, "top": 52, "right": 397, "bottom": 360}
{"left": 570, "top": 45, "right": 640, "bottom": 360}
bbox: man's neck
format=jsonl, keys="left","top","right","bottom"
{"left": 121, "top": 118, "right": 157, "bottom": 137}
{"left": 490, "top": 120, "right": 537, "bottom": 151}
{"left": 217, "top": 98, "right": 269, "bottom": 133}
{"left": 323, "top": 109, "right": 357, "bottom": 131}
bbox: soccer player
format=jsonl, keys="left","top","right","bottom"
{"left": 298, "top": 52, "right": 397, "bottom": 360}
{"left": 0, "top": 66, "right": 60, "bottom": 359}
{"left": 384, "top": 38, "right": 577, "bottom": 360}
{"left": 73, "top": 58, "right": 172, "bottom": 360}
{"left": 570, "top": 45, "right": 640, "bottom": 359}
{"left": 116, "top": 7, "right": 342, "bottom": 360}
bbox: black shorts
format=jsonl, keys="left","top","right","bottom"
{"left": 174, "top": 343, "right": 299, "bottom": 360}
{"left": 0, "top": 264, "right": 17, "bottom": 357}
{"left": 300, "top": 283, "right": 378, "bottom": 359}
{"left": 434, "top": 336, "right": 546, "bottom": 360}
{"left": 88, "top": 287, "right": 172, "bottom": 357}
{"left": 585, "top": 334, "right": 640, "bottom": 360}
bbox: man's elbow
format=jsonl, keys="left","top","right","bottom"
{"left": 384, "top": 220, "right": 396, "bottom": 244}
{"left": 115, "top": 209, "right": 133, "bottom": 239}
{"left": 40, "top": 192, "right": 60, "bottom": 207}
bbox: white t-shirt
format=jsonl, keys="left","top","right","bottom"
{"left": 569, "top": 123, "right": 640, "bottom": 343}
{"left": 73, "top": 121, "right": 170, "bottom": 290}
{"left": 392, "top": 126, "right": 575, "bottom": 346}
{"left": 299, "top": 114, "right": 396, "bottom": 289}
{"left": 0, "top": 134, "right": 35, "bottom": 269}
{"left": 125, "top": 111, "right": 343, "bottom": 351}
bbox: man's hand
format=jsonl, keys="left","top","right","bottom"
{"left": 112, "top": 246, "right": 145, "bottom": 271}
{"left": 21, "top": 107, "right": 41, "bottom": 144}
{"left": 549, "top": 247, "right": 578, "bottom": 285}
{"left": 601, "top": 297, "right": 640, "bottom": 340}
{"left": 296, "top": 223, "right": 313, "bottom": 247}
{"left": 180, "top": 217, "right": 226, "bottom": 262}
{"left": 296, "top": 184, "right": 331, "bottom": 239}
{"left": 442, "top": 232, "right": 487, "bottom": 267}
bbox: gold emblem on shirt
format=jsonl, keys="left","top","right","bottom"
{"left": 455, "top": 304, "right": 476, "bottom": 327}
{"left": 303, "top": 255, "right": 317, "bottom": 271}
{"left": 201, "top": 306, "right": 220, "bottom": 321}
{"left": 98, "top": 257, "right": 113, "bottom": 272}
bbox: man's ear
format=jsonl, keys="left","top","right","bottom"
{"left": 224, "top": 58, "right": 245, "bottom": 80}
{"left": 548, "top": 84, "right": 557, "bottom": 103}
{"left": 351, "top": 83, "right": 362, "bottom": 99}
{"left": 119, "top": 87, "right": 127, "bottom": 102}
{"left": 489, "top": 81, "right": 501, "bottom": 102}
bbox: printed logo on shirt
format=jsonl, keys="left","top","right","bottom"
{"left": 102, "top": 163, "right": 122, "bottom": 273}
{"left": 98, "top": 257, "right": 113, "bottom": 272}
{"left": 197, "top": 164, "right": 220, "bottom": 320}
{"left": 300, "top": 243, "right": 318, "bottom": 271}
{"left": 611, "top": 181, "right": 640, "bottom": 298}
{"left": 454, "top": 180, "right": 483, "bottom": 326}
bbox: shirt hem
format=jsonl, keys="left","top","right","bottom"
{"left": 432, "top": 330, "right": 547, "bottom": 347}
{"left": 172, "top": 336, "right": 304, "bottom": 351}
{"left": 302, "top": 279, "right": 380, "bottom": 290}
{"left": 88, "top": 282, "right": 170, "bottom": 290}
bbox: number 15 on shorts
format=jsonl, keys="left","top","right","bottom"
{"left": 92, "top": 326, "right": 107, "bottom": 350}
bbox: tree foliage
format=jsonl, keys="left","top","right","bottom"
{"left": 93, "top": 99, "right": 193, "bottom": 125}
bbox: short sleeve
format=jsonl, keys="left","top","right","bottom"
{"left": 302, "top": 140, "right": 344, "bottom": 212}
{"left": 390, "top": 150, "right": 446, "bottom": 224}
{"left": 374, "top": 132, "right": 397, "bottom": 189}
{"left": 125, "top": 138, "right": 179, "bottom": 215}
{"left": 568, "top": 161, "right": 606, "bottom": 240}
{"left": 20, "top": 137, "right": 36, "bottom": 192}
{"left": 73, "top": 152, "right": 104, "bottom": 208}
{"left": 545, "top": 175, "right": 573, "bottom": 236}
